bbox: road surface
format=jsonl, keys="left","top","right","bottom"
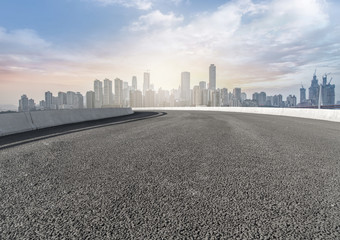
{"left": 1, "top": 111, "right": 339, "bottom": 239}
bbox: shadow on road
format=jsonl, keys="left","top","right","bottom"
{"left": 0, "top": 111, "right": 166, "bottom": 150}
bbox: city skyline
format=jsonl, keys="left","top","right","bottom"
{"left": 15, "top": 65, "right": 337, "bottom": 112}
{"left": 1, "top": 0, "right": 340, "bottom": 106}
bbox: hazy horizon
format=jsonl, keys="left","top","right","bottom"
{"left": 1, "top": 0, "right": 340, "bottom": 106}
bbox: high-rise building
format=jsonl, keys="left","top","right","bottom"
{"left": 18, "top": 94, "right": 29, "bottom": 112}
{"left": 144, "top": 89, "right": 155, "bottom": 107}
{"left": 132, "top": 76, "right": 137, "bottom": 91}
{"left": 115, "top": 78, "right": 123, "bottom": 107}
{"left": 209, "top": 64, "right": 216, "bottom": 90}
{"left": 300, "top": 86, "right": 306, "bottom": 104}
{"left": 309, "top": 73, "right": 319, "bottom": 106}
{"left": 221, "top": 88, "right": 229, "bottom": 106}
{"left": 286, "top": 95, "right": 297, "bottom": 107}
{"left": 233, "top": 88, "right": 241, "bottom": 101}
{"left": 321, "top": 74, "right": 335, "bottom": 106}
{"left": 66, "top": 91, "right": 76, "bottom": 107}
{"left": 181, "top": 72, "right": 190, "bottom": 105}
{"left": 28, "top": 99, "right": 35, "bottom": 111}
{"left": 86, "top": 91, "right": 95, "bottom": 109}
{"left": 123, "top": 81, "right": 130, "bottom": 107}
{"left": 103, "top": 78, "right": 113, "bottom": 106}
{"left": 143, "top": 72, "right": 150, "bottom": 96}
{"left": 192, "top": 86, "right": 201, "bottom": 106}
{"left": 199, "top": 81, "right": 207, "bottom": 90}
{"left": 94, "top": 79, "right": 103, "bottom": 108}
{"left": 58, "top": 92, "right": 67, "bottom": 107}
{"left": 130, "top": 90, "right": 143, "bottom": 107}
{"left": 45, "top": 91, "right": 53, "bottom": 110}
{"left": 74, "top": 92, "right": 84, "bottom": 109}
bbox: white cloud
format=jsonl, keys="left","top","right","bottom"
{"left": 93, "top": 0, "right": 152, "bottom": 10}
{"left": 129, "top": 10, "right": 183, "bottom": 31}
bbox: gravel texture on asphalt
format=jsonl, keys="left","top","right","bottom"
{"left": 0, "top": 110, "right": 340, "bottom": 239}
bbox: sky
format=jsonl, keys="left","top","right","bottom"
{"left": 0, "top": 0, "right": 340, "bottom": 106}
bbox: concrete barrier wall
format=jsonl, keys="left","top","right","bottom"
{"left": 133, "top": 107, "right": 340, "bottom": 123}
{"left": 0, "top": 108, "right": 133, "bottom": 137}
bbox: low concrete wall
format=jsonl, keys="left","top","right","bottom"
{"left": 0, "top": 112, "right": 36, "bottom": 136}
{"left": 133, "top": 107, "right": 340, "bottom": 123}
{"left": 0, "top": 108, "right": 133, "bottom": 137}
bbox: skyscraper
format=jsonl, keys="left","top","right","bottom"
{"left": 209, "top": 64, "right": 216, "bottom": 90}
{"left": 45, "top": 91, "right": 53, "bottom": 110}
{"left": 143, "top": 72, "right": 150, "bottom": 96}
{"left": 181, "top": 72, "right": 190, "bottom": 105}
{"left": 115, "top": 78, "right": 123, "bottom": 107}
{"left": 58, "top": 92, "right": 67, "bottom": 107}
{"left": 199, "top": 81, "right": 207, "bottom": 90}
{"left": 103, "top": 78, "right": 113, "bottom": 106}
{"left": 300, "top": 86, "right": 306, "bottom": 104}
{"left": 309, "top": 73, "right": 319, "bottom": 106}
{"left": 94, "top": 79, "right": 103, "bottom": 108}
{"left": 321, "top": 74, "right": 335, "bottom": 106}
{"left": 132, "top": 76, "right": 137, "bottom": 91}
{"left": 86, "top": 91, "right": 95, "bottom": 109}
{"left": 18, "top": 94, "right": 29, "bottom": 112}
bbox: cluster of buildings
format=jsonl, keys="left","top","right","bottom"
{"left": 299, "top": 72, "right": 335, "bottom": 107}
{"left": 17, "top": 65, "right": 337, "bottom": 112}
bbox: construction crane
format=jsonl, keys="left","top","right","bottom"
{"left": 329, "top": 77, "right": 333, "bottom": 84}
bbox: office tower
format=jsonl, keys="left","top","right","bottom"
{"left": 221, "top": 88, "right": 229, "bottom": 106}
{"left": 199, "top": 81, "right": 207, "bottom": 90}
{"left": 193, "top": 86, "right": 201, "bottom": 106}
{"left": 212, "top": 90, "right": 220, "bottom": 107}
{"left": 233, "top": 88, "right": 241, "bottom": 101}
{"left": 52, "top": 96, "right": 59, "bottom": 109}
{"left": 66, "top": 91, "right": 76, "bottom": 107}
{"left": 130, "top": 90, "right": 143, "bottom": 108}
{"left": 300, "top": 86, "right": 306, "bottom": 104}
{"left": 181, "top": 72, "right": 190, "bottom": 105}
{"left": 241, "top": 92, "right": 247, "bottom": 102}
{"left": 132, "top": 76, "right": 137, "bottom": 91}
{"left": 209, "top": 64, "right": 216, "bottom": 90}
{"left": 321, "top": 74, "right": 335, "bottom": 106}
{"left": 286, "top": 95, "right": 297, "bottom": 107}
{"left": 144, "top": 90, "right": 155, "bottom": 107}
{"left": 94, "top": 79, "right": 103, "bottom": 108}
{"left": 28, "top": 99, "right": 35, "bottom": 111}
{"left": 18, "top": 94, "right": 29, "bottom": 112}
{"left": 115, "top": 78, "right": 123, "bottom": 107}
{"left": 74, "top": 92, "right": 84, "bottom": 109}
{"left": 309, "top": 72, "right": 319, "bottom": 106}
{"left": 123, "top": 81, "right": 129, "bottom": 107}
{"left": 143, "top": 72, "right": 150, "bottom": 96}
{"left": 58, "top": 92, "right": 67, "bottom": 107}
{"left": 266, "top": 96, "right": 274, "bottom": 106}
{"left": 103, "top": 78, "right": 113, "bottom": 106}
{"left": 201, "top": 89, "right": 208, "bottom": 106}
{"left": 258, "top": 92, "right": 266, "bottom": 106}
{"left": 86, "top": 91, "right": 95, "bottom": 109}
{"left": 45, "top": 91, "right": 53, "bottom": 110}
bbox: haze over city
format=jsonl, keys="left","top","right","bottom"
{"left": 1, "top": 0, "right": 340, "bottom": 107}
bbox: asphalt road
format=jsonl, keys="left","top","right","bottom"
{"left": 1, "top": 111, "right": 340, "bottom": 239}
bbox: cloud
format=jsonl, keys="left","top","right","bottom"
{"left": 120, "top": 0, "right": 338, "bottom": 86}
{"left": 92, "top": 0, "right": 152, "bottom": 10}
{"left": 129, "top": 10, "right": 183, "bottom": 31}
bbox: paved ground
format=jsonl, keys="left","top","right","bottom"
{"left": 0, "top": 111, "right": 340, "bottom": 239}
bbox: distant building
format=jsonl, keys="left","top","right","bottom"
{"left": 45, "top": 91, "right": 53, "bottom": 110}
{"left": 132, "top": 76, "right": 137, "bottom": 91}
{"left": 209, "top": 64, "right": 216, "bottom": 90}
{"left": 130, "top": 90, "right": 143, "bottom": 107}
{"left": 321, "top": 74, "right": 335, "bottom": 106}
{"left": 286, "top": 95, "right": 297, "bottom": 107}
{"left": 103, "top": 78, "right": 113, "bottom": 106}
{"left": 94, "top": 79, "right": 103, "bottom": 108}
{"left": 18, "top": 94, "right": 29, "bottom": 112}
{"left": 300, "top": 86, "right": 306, "bottom": 104}
{"left": 308, "top": 72, "right": 319, "bottom": 106}
{"left": 75, "top": 92, "right": 84, "bottom": 109}
{"left": 58, "top": 92, "right": 67, "bottom": 108}
{"left": 221, "top": 88, "right": 229, "bottom": 106}
{"left": 86, "top": 91, "right": 95, "bottom": 109}
{"left": 144, "top": 90, "right": 155, "bottom": 107}
{"left": 181, "top": 72, "right": 191, "bottom": 105}
{"left": 66, "top": 91, "right": 76, "bottom": 107}
{"left": 115, "top": 78, "right": 123, "bottom": 107}
{"left": 143, "top": 72, "right": 150, "bottom": 96}
{"left": 199, "top": 81, "right": 207, "bottom": 90}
